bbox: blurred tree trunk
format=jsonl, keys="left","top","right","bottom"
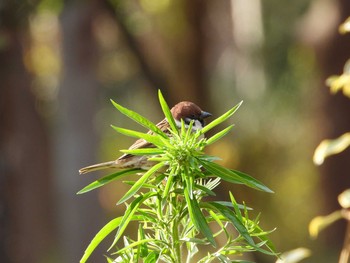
{"left": 108, "top": 0, "right": 210, "bottom": 107}
{"left": 319, "top": 0, "right": 350, "bottom": 248}
{"left": 173, "top": 0, "right": 209, "bottom": 106}
{"left": 55, "top": 0, "right": 104, "bottom": 261}
{"left": 0, "top": 3, "right": 53, "bottom": 263}
{"left": 302, "top": 0, "right": 350, "bottom": 250}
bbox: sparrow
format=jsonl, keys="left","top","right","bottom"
{"left": 79, "top": 101, "right": 211, "bottom": 174}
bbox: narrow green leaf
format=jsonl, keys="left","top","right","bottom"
{"left": 111, "top": 125, "right": 165, "bottom": 148}
{"left": 120, "top": 148, "right": 164, "bottom": 156}
{"left": 147, "top": 156, "right": 169, "bottom": 162}
{"left": 231, "top": 260, "right": 255, "bottom": 263}
{"left": 194, "top": 184, "right": 216, "bottom": 196}
{"left": 116, "top": 238, "right": 161, "bottom": 255}
{"left": 207, "top": 202, "right": 276, "bottom": 256}
{"left": 184, "top": 189, "right": 216, "bottom": 246}
{"left": 198, "top": 160, "right": 273, "bottom": 193}
{"left": 158, "top": 90, "right": 178, "bottom": 133}
{"left": 185, "top": 120, "right": 194, "bottom": 142}
{"left": 109, "top": 192, "right": 157, "bottom": 251}
{"left": 77, "top": 168, "right": 142, "bottom": 194}
{"left": 104, "top": 255, "right": 114, "bottom": 263}
{"left": 144, "top": 252, "right": 159, "bottom": 263}
{"left": 206, "top": 202, "right": 254, "bottom": 246}
{"left": 212, "top": 201, "right": 252, "bottom": 210}
{"left": 162, "top": 173, "right": 174, "bottom": 198}
{"left": 80, "top": 217, "right": 123, "bottom": 263}
{"left": 182, "top": 237, "right": 208, "bottom": 245}
{"left": 184, "top": 169, "right": 194, "bottom": 199}
{"left": 217, "top": 254, "right": 231, "bottom": 262}
{"left": 205, "top": 125, "right": 234, "bottom": 145}
{"left": 117, "top": 162, "right": 165, "bottom": 204}
{"left": 137, "top": 225, "right": 148, "bottom": 258}
{"left": 230, "top": 169, "right": 274, "bottom": 193}
{"left": 200, "top": 101, "right": 242, "bottom": 135}
{"left": 199, "top": 155, "right": 222, "bottom": 162}
{"left": 110, "top": 99, "right": 167, "bottom": 138}
{"left": 229, "top": 192, "right": 243, "bottom": 221}
{"left": 209, "top": 210, "right": 224, "bottom": 229}
{"left": 252, "top": 225, "right": 277, "bottom": 254}
{"left": 180, "top": 118, "right": 186, "bottom": 138}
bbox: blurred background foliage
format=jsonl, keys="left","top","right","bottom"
{"left": 1, "top": 0, "right": 350, "bottom": 262}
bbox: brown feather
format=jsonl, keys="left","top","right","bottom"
{"left": 79, "top": 101, "right": 210, "bottom": 174}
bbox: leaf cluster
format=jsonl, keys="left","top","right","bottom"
{"left": 79, "top": 90, "right": 276, "bottom": 263}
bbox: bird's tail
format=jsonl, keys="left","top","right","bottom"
{"left": 79, "top": 160, "right": 117, "bottom": 174}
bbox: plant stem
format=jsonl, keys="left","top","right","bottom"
{"left": 339, "top": 209, "right": 350, "bottom": 263}
{"left": 172, "top": 216, "right": 182, "bottom": 262}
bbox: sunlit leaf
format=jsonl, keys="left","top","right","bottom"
{"left": 205, "top": 125, "right": 234, "bottom": 145}
{"left": 207, "top": 202, "right": 252, "bottom": 241}
{"left": 275, "top": 248, "right": 311, "bottom": 263}
{"left": 309, "top": 210, "right": 343, "bottom": 239}
{"left": 104, "top": 255, "right": 114, "bottom": 263}
{"left": 229, "top": 192, "right": 243, "bottom": 221}
{"left": 137, "top": 225, "right": 148, "bottom": 258}
{"left": 339, "top": 17, "right": 350, "bottom": 34}
{"left": 195, "top": 184, "right": 216, "bottom": 196}
{"left": 111, "top": 125, "right": 166, "bottom": 148}
{"left": 326, "top": 60, "right": 350, "bottom": 98}
{"left": 207, "top": 202, "right": 276, "bottom": 256}
{"left": 209, "top": 210, "right": 225, "bottom": 229}
{"left": 116, "top": 238, "right": 159, "bottom": 255}
{"left": 162, "top": 172, "right": 174, "bottom": 198}
{"left": 216, "top": 254, "right": 231, "bottom": 262}
{"left": 338, "top": 189, "right": 350, "bottom": 209}
{"left": 198, "top": 159, "right": 273, "bottom": 193}
{"left": 117, "top": 162, "right": 164, "bottom": 204}
{"left": 120, "top": 148, "right": 164, "bottom": 156}
{"left": 144, "top": 252, "right": 159, "bottom": 263}
{"left": 326, "top": 74, "right": 350, "bottom": 98}
{"left": 184, "top": 189, "right": 216, "bottom": 246}
{"left": 77, "top": 168, "right": 142, "bottom": 194}
{"left": 313, "top": 132, "right": 350, "bottom": 165}
{"left": 212, "top": 201, "right": 252, "bottom": 210}
{"left": 158, "top": 90, "right": 177, "bottom": 133}
{"left": 109, "top": 192, "right": 157, "bottom": 251}
{"left": 80, "top": 217, "right": 123, "bottom": 263}
{"left": 110, "top": 99, "right": 167, "bottom": 138}
{"left": 200, "top": 101, "right": 242, "bottom": 135}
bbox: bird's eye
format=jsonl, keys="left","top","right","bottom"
{"left": 184, "top": 118, "right": 192, "bottom": 125}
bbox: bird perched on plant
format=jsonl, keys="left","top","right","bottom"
{"left": 79, "top": 101, "right": 212, "bottom": 174}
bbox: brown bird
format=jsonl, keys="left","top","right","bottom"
{"left": 79, "top": 101, "right": 212, "bottom": 174}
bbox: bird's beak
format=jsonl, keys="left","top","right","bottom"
{"left": 200, "top": 111, "right": 212, "bottom": 119}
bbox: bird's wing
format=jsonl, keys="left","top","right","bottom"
{"left": 117, "top": 118, "right": 171, "bottom": 160}
{"left": 118, "top": 138, "right": 154, "bottom": 160}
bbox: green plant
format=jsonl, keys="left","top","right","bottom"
{"left": 78, "top": 90, "right": 276, "bottom": 262}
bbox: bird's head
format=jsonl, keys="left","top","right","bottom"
{"left": 171, "top": 101, "right": 212, "bottom": 131}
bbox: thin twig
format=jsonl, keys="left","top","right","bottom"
{"left": 339, "top": 209, "right": 350, "bottom": 263}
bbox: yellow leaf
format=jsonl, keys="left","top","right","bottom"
{"left": 326, "top": 60, "right": 350, "bottom": 98}
{"left": 309, "top": 211, "right": 343, "bottom": 239}
{"left": 275, "top": 248, "right": 311, "bottom": 263}
{"left": 313, "top": 132, "right": 350, "bottom": 165}
{"left": 338, "top": 189, "right": 350, "bottom": 209}
{"left": 339, "top": 17, "right": 350, "bottom": 34}
{"left": 327, "top": 75, "right": 350, "bottom": 95}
